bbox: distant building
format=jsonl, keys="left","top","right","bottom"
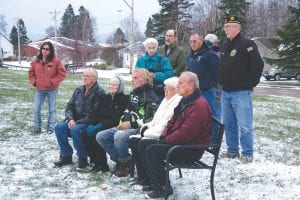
{"left": 25, "top": 37, "right": 102, "bottom": 64}
{"left": 117, "top": 41, "right": 145, "bottom": 68}
{"left": 0, "top": 33, "right": 14, "bottom": 59}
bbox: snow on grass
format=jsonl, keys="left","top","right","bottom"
{"left": 0, "top": 68, "right": 299, "bottom": 199}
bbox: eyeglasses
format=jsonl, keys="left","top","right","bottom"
{"left": 82, "top": 75, "right": 95, "bottom": 78}
{"left": 42, "top": 48, "right": 50, "bottom": 51}
{"left": 189, "top": 40, "right": 198, "bottom": 44}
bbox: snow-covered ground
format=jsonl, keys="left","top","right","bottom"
{"left": 0, "top": 63, "right": 299, "bottom": 200}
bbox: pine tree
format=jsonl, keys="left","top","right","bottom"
{"left": 266, "top": 0, "right": 300, "bottom": 68}
{"left": 145, "top": 0, "right": 194, "bottom": 45}
{"left": 113, "top": 28, "right": 127, "bottom": 45}
{"left": 75, "top": 6, "right": 95, "bottom": 43}
{"left": 214, "top": 0, "right": 250, "bottom": 42}
{"left": 60, "top": 4, "right": 76, "bottom": 39}
{"left": 9, "top": 26, "right": 18, "bottom": 55}
{"left": 18, "top": 19, "right": 31, "bottom": 44}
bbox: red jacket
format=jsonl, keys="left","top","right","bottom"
{"left": 28, "top": 57, "right": 66, "bottom": 90}
{"left": 161, "top": 95, "right": 211, "bottom": 145}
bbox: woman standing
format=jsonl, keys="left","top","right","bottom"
{"left": 28, "top": 41, "right": 66, "bottom": 134}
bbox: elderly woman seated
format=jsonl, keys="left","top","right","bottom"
{"left": 130, "top": 76, "right": 182, "bottom": 186}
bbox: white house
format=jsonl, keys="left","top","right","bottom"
{"left": 0, "top": 33, "right": 14, "bottom": 59}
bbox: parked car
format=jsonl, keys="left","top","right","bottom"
{"left": 263, "top": 66, "right": 300, "bottom": 81}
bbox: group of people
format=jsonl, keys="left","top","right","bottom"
{"left": 28, "top": 15, "right": 264, "bottom": 199}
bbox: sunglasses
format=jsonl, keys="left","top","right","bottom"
{"left": 42, "top": 47, "right": 50, "bottom": 51}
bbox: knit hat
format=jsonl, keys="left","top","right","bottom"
{"left": 114, "top": 75, "right": 125, "bottom": 93}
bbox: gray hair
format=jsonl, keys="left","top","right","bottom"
{"left": 204, "top": 34, "right": 218, "bottom": 45}
{"left": 181, "top": 71, "right": 199, "bottom": 89}
{"left": 84, "top": 68, "right": 98, "bottom": 79}
{"left": 143, "top": 38, "right": 158, "bottom": 50}
{"left": 133, "top": 68, "right": 153, "bottom": 86}
{"left": 164, "top": 77, "right": 179, "bottom": 89}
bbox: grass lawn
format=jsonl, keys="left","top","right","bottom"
{"left": 0, "top": 68, "right": 299, "bottom": 199}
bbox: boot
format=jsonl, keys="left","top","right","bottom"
{"left": 78, "top": 157, "right": 89, "bottom": 169}
{"left": 53, "top": 156, "right": 72, "bottom": 167}
{"left": 114, "top": 160, "right": 131, "bottom": 177}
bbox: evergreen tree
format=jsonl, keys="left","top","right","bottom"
{"left": 18, "top": 19, "right": 31, "bottom": 44}
{"left": 113, "top": 28, "right": 127, "bottom": 44}
{"left": 266, "top": 0, "right": 300, "bottom": 68}
{"left": 60, "top": 4, "right": 76, "bottom": 39}
{"left": 145, "top": 0, "right": 194, "bottom": 45}
{"left": 9, "top": 26, "right": 18, "bottom": 55}
{"left": 75, "top": 6, "right": 95, "bottom": 43}
{"left": 214, "top": 0, "right": 250, "bottom": 42}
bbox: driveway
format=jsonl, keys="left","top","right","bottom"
{"left": 254, "top": 85, "right": 300, "bottom": 98}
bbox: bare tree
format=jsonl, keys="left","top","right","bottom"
{"left": 120, "top": 16, "right": 145, "bottom": 42}
{"left": 0, "top": 15, "right": 8, "bottom": 35}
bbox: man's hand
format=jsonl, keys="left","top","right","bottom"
{"left": 68, "top": 119, "right": 76, "bottom": 129}
{"left": 117, "top": 121, "right": 131, "bottom": 130}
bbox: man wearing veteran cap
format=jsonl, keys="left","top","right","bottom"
{"left": 219, "top": 15, "right": 264, "bottom": 164}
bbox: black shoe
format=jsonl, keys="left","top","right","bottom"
{"left": 53, "top": 157, "right": 72, "bottom": 167}
{"left": 91, "top": 165, "right": 102, "bottom": 172}
{"left": 136, "top": 178, "right": 151, "bottom": 186}
{"left": 78, "top": 158, "right": 89, "bottom": 169}
{"left": 101, "top": 164, "right": 109, "bottom": 172}
{"left": 33, "top": 128, "right": 41, "bottom": 134}
{"left": 142, "top": 184, "right": 157, "bottom": 192}
{"left": 146, "top": 186, "right": 173, "bottom": 199}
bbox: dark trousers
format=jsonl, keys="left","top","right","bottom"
{"left": 145, "top": 143, "right": 203, "bottom": 186}
{"left": 135, "top": 138, "right": 159, "bottom": 181}
{"left": 81, "top": 132, "right": 107, "bottom": 166}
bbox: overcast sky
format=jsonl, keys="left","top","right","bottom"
{"left": 0, "top": 0, "right": 160, "bottom": 41}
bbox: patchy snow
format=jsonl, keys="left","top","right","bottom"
{"left": 0, "top": 65, "right": 299, "bottom": 200}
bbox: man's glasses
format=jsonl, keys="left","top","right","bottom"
{"left": 42, "top": 48, "right": 50, "bottom": 51}
{"left": 82, "top": 75, "right": 95, "bottom": 78}
{"left": 189, "top": 40, "right": 198, "bottom": 44}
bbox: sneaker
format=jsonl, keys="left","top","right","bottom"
{"left": 219, "top": 152, "right": 240, "bottom": 159}
{"left": 145, "top": 186, "right": 173, "bottom": 199}
{"left": 239, "top": 155, "right": 253, "bottom": 164}
{"left": 53, "top": 156, "right": 72, "bottom": 167}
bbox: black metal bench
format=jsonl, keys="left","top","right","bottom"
{"left": 164, "top": 117, "right": 224, "bottom": 200}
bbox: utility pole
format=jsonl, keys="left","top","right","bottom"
{"left": 50, "top": 9, "right": 61, "bottom": 56}
{"left": 123, "top": 0, "right": 134, "bottom": 74}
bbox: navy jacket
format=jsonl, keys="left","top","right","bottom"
{"left": 187, "top": 46, "right": 220, "bottom": 90}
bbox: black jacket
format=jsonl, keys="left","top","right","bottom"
{"left": 97, "top": 92, "right": 129, "bottom": 129}
{"left": 220, "top": 33, "right": 264, "bottom": 91}
{"left": 65, "top": 81, "right": 105, "bottom": 124}
{"left": 121, "top": 84, "right": 159, "bottom": 128}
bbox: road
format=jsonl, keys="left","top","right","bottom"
{"left": 254, "top": 85, "right": 300, "bottom": 98}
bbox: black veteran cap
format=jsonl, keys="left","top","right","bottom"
{"left": 224, "top": 15, "right": 240, "bottom": 24}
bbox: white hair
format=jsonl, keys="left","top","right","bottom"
{"left": 204, "top": 34, "right": 218, "bottom": 45}
{"left": 164, "top": 77, "right": 179, "bottom": 89}
{"left": 143, "top": 38, "right": 158, "bottom": 50}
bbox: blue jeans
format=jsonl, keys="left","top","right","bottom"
{"left": 33, "top": 90, "right": 58, "bottom": 131}
{"left": 96, "top": 127, "right": 138, "bottom": 162}
{"left": 221, "top": 90, "right": 254, "bottom": 157}
{"left": 202, "top": 88, "right": 220, "bottom": 120}
{"left": 54, "top": 121, "right": 89, "bottom": 158}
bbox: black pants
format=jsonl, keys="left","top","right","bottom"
{"left": 81, "top": 132, "right": 107, "bottom": 166}
{"left": 136, "top": 139, "right": 160, "bottom": 181}
{"left": 145, "top": 143, "right": 202, "bottom": 186}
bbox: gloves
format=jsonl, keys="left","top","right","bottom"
{"left": 86, "top": 124, "right": 103, "bottom": 137}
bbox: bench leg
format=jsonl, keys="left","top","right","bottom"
{"left": 210, "top": 169, "right": 215, "bottom": 200}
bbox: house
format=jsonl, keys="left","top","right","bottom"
{"left": 0, "top": 33, "right": 14, "bottom": 59}
{"left": 117, "top": 41, "right": 145, "bottom": 69}
{"left": 25, "top": 37, "right": 102, "bottom": 64}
